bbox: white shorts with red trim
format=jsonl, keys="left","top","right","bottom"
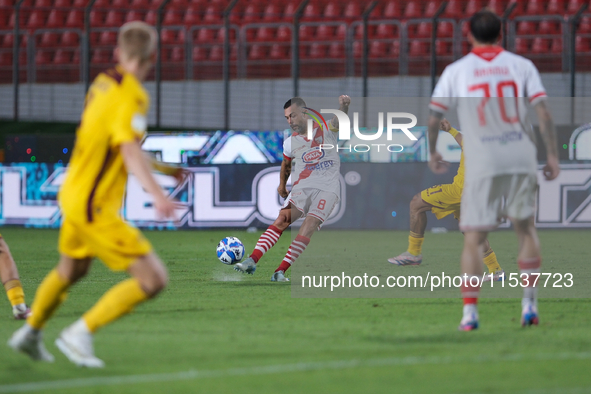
{"left": 282, "top": 188, "right": 339, "bottom": 225}
{"left": 459, "top": 173, "right": 538, "bottom": 232}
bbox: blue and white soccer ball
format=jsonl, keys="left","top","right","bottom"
{"left": 216, "top": 237, "right": 245, "bottom": 265}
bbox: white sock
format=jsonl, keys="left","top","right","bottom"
{"left": 462, "top": 304, "right": 478, "bottom": 320}
{"left": 522, "top": 287, "right": 538, "bottom": 310}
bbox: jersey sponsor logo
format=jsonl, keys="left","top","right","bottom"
{"left": 304, "top": 160, "right": 334, "bottom": 172}
{"left": 481, "top": 131, "right": 523, "bottom": 145}
{"left": 302, "top": 149, "right": 325, "bottom": 164}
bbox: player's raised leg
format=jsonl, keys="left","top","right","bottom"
{"left": 272, "top": 214, "right": 321, "bottom": 282}
{"left": 8, "top": 255, "right": 92, "bottom": 362}
{"left": 0, "top": 237, "right": 30, "bottom": 319}
{"left": 56, "top": 252, "right": 167, "bottom": 368}
{"left": 512, "top": 217, "right": 541, "bottom": 326}
{"left": 235, "top": 207, "right": 299, "bottom": 274}
{"left": 388, "top": 193, "right": 431, "bottom": 266}
{"left": 458, "top": 231, "right": 488, "bottom": 331}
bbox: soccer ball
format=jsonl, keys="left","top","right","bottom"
{"left": 216, "top": 237, "right": 245, "bottom": 265}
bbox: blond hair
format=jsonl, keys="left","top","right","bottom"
{"left": 117, "top": 21, "right": 157, "bottom": 63}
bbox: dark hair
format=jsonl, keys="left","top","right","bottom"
{"left": 284, "top": 97, "right": 307, "bottom": 109}
{"left": 469, "top": 10, "right": 502, "bottom": 44}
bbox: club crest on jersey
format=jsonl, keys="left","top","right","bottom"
{"left": 302, "top": 149, "right": 325, "bottom": 163}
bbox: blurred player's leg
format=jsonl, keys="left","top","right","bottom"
{"left": 8, "top": 256, "right": 91, "bottom": 362}
{"left": 389, "top": 193, "right": 430, "bottom": 266}
{"left": 272, "top": 215, "right": 321, "bottom": 281}
{"left": 56, "top": 252, "right": 167, "bottom": 368}
{"left": 0, "top": 237, "right": 29, "bottom": 319}
{"left": 512, "top": 217, "right": 541, "bottom": 327}
{"left": 458, "top": 231, "right": 487, "bottom": 331}
{"left": 481, "top": 239, "right": 505, "bottom": 282}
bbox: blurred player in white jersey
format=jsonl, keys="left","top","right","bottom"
{"left": 427, "top": 11, "right": 559, "bottom": 331}
{"left": 234, "top": 96, "right": 349, "bottom": 281}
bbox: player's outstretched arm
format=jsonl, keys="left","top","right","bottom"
{"left": 277, "top": 157, "right": 292, "bottom": 198}
{"left": 534, "top": 101, "right": 560, "bottom": 181}
{"left": 330, "top": 95, "right": 351, "bottom": 131}
{"left": 121, "top": 141, "right": 177, "bottom": 219}
{"left": 440, "top": 118, "right": 463, "bottom": 146}
{"left": 428, "top": 111, "right": 450, "bottom": 174}
{"left": 143, "top": 152, "right": 190, "bottom": 186}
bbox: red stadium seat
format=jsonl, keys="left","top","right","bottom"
{"left": 486, "top": 0, "right": 505, "bottom": 15}
{"left": 111, "top": 0, "right": 128, "bottom": 8}
{"left": 531, "top": 37, "right": 550, "bottom": 53}
{"left": 269, "top": 44, "right": 288, "bottom": 59}
{"left": 0, "top": 52, "right": 11, "bottom": 66}
{"left": 216, "top": 27, "right": 236, "bottom": 42}
{"left": 209, "top": 45, "right": 223, "bottom": 61}
{"left": 169, "top": 47, "right": 184, "bottom": 62}
{"left": 580, "top": 16, "right": 591, "bottom": 33}
{"left": 192, "top": 46, "right": 208, "bottom": 62}
{"left": 443, "top": 0, "right": 463, "bottom": 18}
{"left": 91, "top": 48, "right": 111, "bottom": 63}
{"left": 163, "top": 9, "right": 182, "bottom": 25}
{"left": 526, "top": 0, "right": 544, "bottom": 15}
{"left": 546, "top": 0, "right": 566, "bottom": 14}
{"left": 196, "top": 28, "right": 215, "bottom": 43}
{"left": 145, "top": 10, "right": 157, "bottom": 25}
{"left": 203, "top": 4, "right": 221, "bottom": 23}
{"left": 344, "top": 2, "right": 361, "bottom": 18}
{"left": 53, "top": 49, "right": 72, "bottom": 64}
{"left": 129, "top": 0, "right": 149, "bottom": 8}
{"left": 439, "top": 21, "right": 454, "bottom": 37}
{"left": 125, "top": 10, "right": 144, "bottom": 23}
{"left": 376, "top": 23, "right": 396, "bottom": 38}
{"left": 89, "top": 10, "right": 104, "bottom": 26}
{"left": 65, "top": 9, "right": 83, "bottom": 27}
{"left": 436, "top": 41, "right": 451, "bottom": 56}
{"left": 390, "top": 41, "right": 400, "bottom": 57}
{"left": 93, "top": 0, "right": 109, "bottom": 9}
{"left": 323, "top": 2, "right": 340, "bottom": 19}
{"left": 168, "top": 0, "right": 187, "bottom": 8}
{"left": 352, "top": 41, "right": 362, "bottom": 57}
{"left": 72, "top": 0, "right": 87, "bottom": 7}
{"left": 72, "top": 49, "right": 80, "bottom": 64}
{"left": 328, "top": 42, "right": 344, "bottom": 58}
{"left": 508, "top": 0, "right": 525, "bottom": 16}
{"left": 575, "top": 36, "right": 591, "bottom": 52}
{"left": 315, "top": 25, "right": 334, "bottom": 40}
{"left": 283, "top": 2, "right": 297, "bottom": 20}
{"left": 277, "top": 26, "right": 291, "bottom": 41}
{"left": 550, "top": 39, "right": 562, "bottom": 53}
{"left": 61, "top": 31, "right": 79, "bottom": 47}
{"left": 514, "top": 37, "right": 529, "bottom": 53}
{"left": 26, "top": 10, "right": 45, "bottom": 29}
{"left": 35, "top": 50, "right": 53, "bottom": 64}
{"left": 33, "top": 0, "right": 51, "bottom": 7}
{"left": 38, "top": 32, "right": 59, "bottom": 47}
{"left": 46, "top": 9, "right": 65, "bottom": 28}
{"left": 516, "top": 21, "right": 535, "bottom": 35}
{"left": 416, "top": 22, "right": 432, "bottom": 38}
{"left": 369, "top": 41, "right": 386, "bottom": 58}
{"left": 303, "top": 2, "right": 320, "bottom": 20}
{"left": 183, "top": 7, "right": 200, "bottom": 25}
{"left": 383, "top": 1, "right": 401, "bottom": 18}
{"left": 465, "top": 0, "right": 482, "bottom": 16}
{"left": 161, "top": 29, "right": 177, "bottom": 44}
{"left": 354, "top": 24, "right": 375, "bottom": 39}
{"left": 299, "top": 25, "right": 314, "bottom": 41}
{"left": 403, "top": 1, "right": 421, "bottom": 18}
{"left": 263, "top": 3, "right": 281, "bottom": 21}
{"left": 424, "top": 1, "right": 438, "bottom": 17}
{"left": 538, "top": 20, "right": 559, "bottom": 34}
{"left": 369, "top": 3, "right": 384, "bottom": 19}
{"left": 409, "top": 41, "right": 428, "bottom": 56}
{"left": 242, "top": 3, "right": 261, "bottom": 23}
{"left": 567, "top": 0, "right": 586, "bottom": 14}
{"left": 336, "top": 24, "right": 346, "bottom": 38}
{"left": 99, "top": 31, "right": 117, "bottom": 45}
{"left": 308, "top": 43, "right": 326, "bottom": 58}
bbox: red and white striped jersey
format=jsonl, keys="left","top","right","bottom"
{"left": 283, "top": 122, "right": 341, "bottom": 197}
{"left": 430, "top": 46, "right": 547, "bottom": 180}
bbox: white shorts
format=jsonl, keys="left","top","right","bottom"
{"left": 460, "top": 173, "right": 538, "bottom": 232}
{"left": 282, "top": 188, "right": 339, "bottom": 224}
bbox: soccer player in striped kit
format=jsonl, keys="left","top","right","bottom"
{"left": 234, "top": 96, "right": 349, "bottom": 281}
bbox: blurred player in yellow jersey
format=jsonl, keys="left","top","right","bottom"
{"left": 388, "top": 119, "right": 505, "bottom": 280}
{"left": 9, "top": 21, "right": 182, "bottom": 368}
{"left": 0, "top": 235, "right": 30, "bottom": 319}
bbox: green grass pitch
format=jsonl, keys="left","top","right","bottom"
{"left": 1, "top": 227, "right": 590, "bottom": 394}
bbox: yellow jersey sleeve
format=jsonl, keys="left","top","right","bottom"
{"left": 109, "top": 82, "right": 149, "bottom": 148}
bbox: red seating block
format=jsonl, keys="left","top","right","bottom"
{"left": 315, "top": 25, "right": 334, "bottom": 40}
{"left": 575, "top": 36, "right": 591, "bottom": 52}
{"left": 436, "top": 41, "right": 451, "bottom": 56}
{"left": 514, "top": 37, "right": 530, "bottom": 53}
{"left": 163, "top": 9, "right": 182, "bottom": 25}
{"left": 299, "top": 25, "right": 314, "bottom": 41}
{"left": 546, "top": 0, "right": 566, "bottom": 14}
{"left": 383, "top": 1, "right": 401, "bottom": 18}
{"left": 91, "top": 48, "right": 111, "bottom": 63}
{"left": 192, "top": 47, "right": 208, "bottom": 62}
{"left": 61, "top": 31, "right": 79, "bottom": 46}
{"left": 125, "top": 10, "right": 144, "bottom": 23}
{"left": 328, "top": 42, "right": 344, "bottom": 58}
{"left": 323, "top": 2, "right": 340, "bottom": 19}
{"left": 443, "top": 0, "right": 463, "bottom": 18}
{"left": 203, "top": 4, "right": 221, "bottom": 23}
{"left": 526, "top": 0, "right": 545, "bottom": 15}
{"left": 89, "top": 10, "right": 104, "bottom": 26}
{"left": 308, "top": 43, "right": 326, "bottom": 58}
{"left": 169, "top": 47, "right": 184, "bottom": 62}
{"left": 26, "top": 10, "right": 45, "bottom": 29}
{"left": 209, "top": 45, "right": 223, "bottom": 61}
{"left": 303, "top": 2, "right": 320, "bottom": 20}
{"left": 33, "top": 0, "right": 51, "bottom": 7}
{"left": 486, "top": 0, "right": 506, "bottom": 15}
{"left": 283, "top": 2, "right": 297, "bottom": 20}
{"left": 550, "top": 38, "right": 562, "bottom": 53}
{"left": 424, "top": 1, "right": 438, "bottom": 17}
{"left": 242, "top": 3, "right": 261, "bottom": 24}
{"left": 38, "top": 32, "right": 59, "bottom": 47}
{"left": 0, "top": 52, "right": 12, "bottom": 66}
{"left": 65, "top": 10, "right": 83, "bottom": 27}
{"left": 35, "top": 50, "right": 53, "bottom": 64}
{"left": 99, "top": 30, "right": 117, "bottom": 45}
{"left": 344, "top": 2, "right": 361, "bottom": 18}
{"left": 111, "top": 0, "right": 128, "bottom": 8}
{"left": 269, "top": 44, "right": 288, "bottom": 59}
{"left": 263, "top": 3, "right": 281, "bottom": 21}
{"left": 517, "top": 21, "right": 535, "bottom": 35}
{"left": 579, "top": 17, "right": 591, "bottom": 33}
{"left": 46, "top": 9, "right": 65, "bottom": 28}
{"left": 376, "top": 23, "right": 396, "bottom": 38}
{"left": 352, "top": 41, "right": 362, "bottom": 57}
{"left": 145, "top": 10, "right": 157, "bottom": 24}
{"left": 403, "top": 1, "right": 421, "bottom": 19}
{"left": 130, "top": 0, "right": 149, "bottom": 8}
{"left": 277, "top": 26, "right": 291, "bottom": 41}
{"left": 567, "top": 0, "right": 586, "bottom": 14}
{"left": 465, "top": 0, "right": 483, "bottom": 15}
{"left": 416, "top": 22, "right": 432, "bottom": 38}
{"left": 538, "top": 20, "right": 559, "bottom": 34}
{"left": 531, "top": 37, "right": 550, "bottom": 53}
{"left": 369, "top": 41, "right": 386, "bottom": 58}
{"left": 183, "top": 7, "right": 200, "bottom": 25}
{"left": 196, "top": 28, "right": 215, "bottom": 43}
{"left": 439, "top": 21, "right": 454, "bottom": 37}
{"left": 53, "top": 49, "right": 72, "bottom": 64}
{"left": 409, "top": 41, "right": 428, "bottom": 56}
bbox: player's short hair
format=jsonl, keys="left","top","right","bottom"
{"left": 118, "top": 21, "right": 157, "bottom": 63}
{"left": 284, "top": 97, "right": 307, "bottom": 109}
{"left": 469, "top": 10, "right": 502, "bottom": 44}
